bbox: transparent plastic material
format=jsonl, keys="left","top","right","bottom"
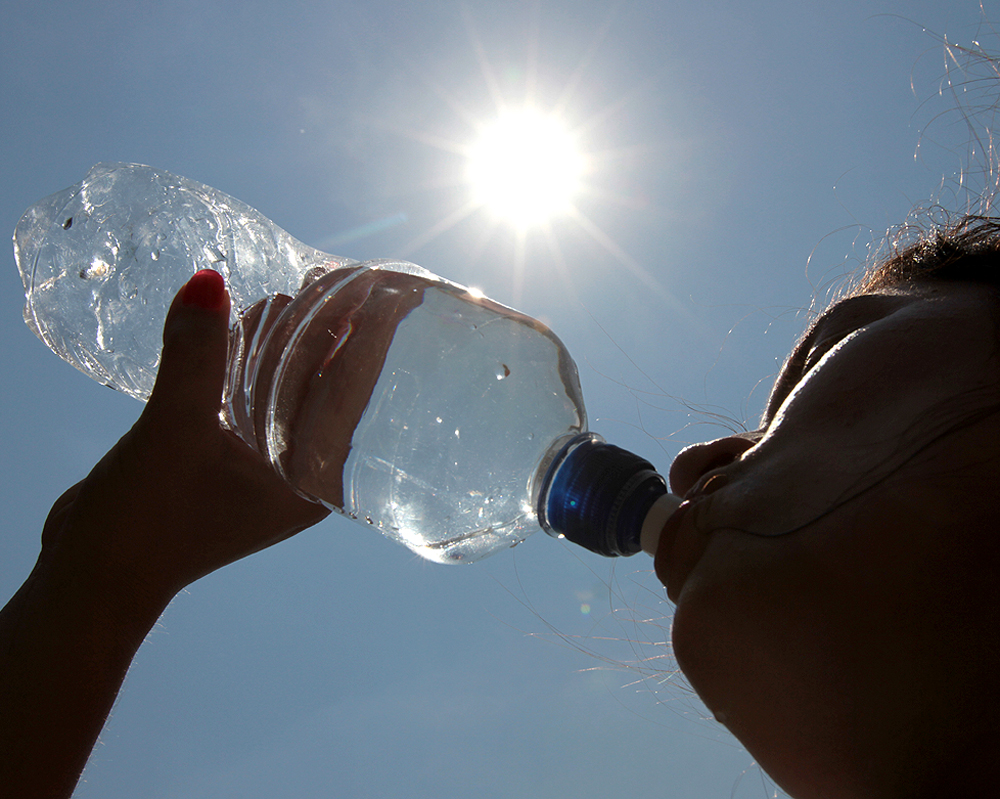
{"left": 15, "top": 162, "right": 355, "bottom": 402}
{"left": 15, "top": 163, "right": 598, "bottom": 562}
{"left": 227, "top": 263, "right": 590, "bottom": 562}
{"left": 16, "top": 164, "right": 682, "bottom": 562}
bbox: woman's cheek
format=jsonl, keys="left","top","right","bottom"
{"left": 666, "top": 530, "right": 823, "bottom": 719}
{"left": 667, "top": 538, "right": 847, "bottom": 799}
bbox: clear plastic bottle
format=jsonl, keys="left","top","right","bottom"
{"left": 15, "top": 163, "right": 679, "bottom": 563}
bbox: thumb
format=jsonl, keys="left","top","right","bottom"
{"left": 146, "top": 269, "right": 232, "bottom": 425}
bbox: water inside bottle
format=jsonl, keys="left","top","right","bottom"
{"left": 15, "top": 164, "right": 665, "bottom": 564}
{"left": 244, "top": 265, "right": 587, "bottom": 563}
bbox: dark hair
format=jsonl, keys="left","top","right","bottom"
{"left": 853, "top": 215, "right": 1000, "bottom": 294}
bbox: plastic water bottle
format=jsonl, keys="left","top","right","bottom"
{"left": 14, "top": 163, "right": 680, "bottom": 563}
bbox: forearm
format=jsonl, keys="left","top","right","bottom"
{"left": 0, "top": 272, "right": 329, "bottom": 798}
{"left": 0, "top": 552, "right": 169, "bottom": 799}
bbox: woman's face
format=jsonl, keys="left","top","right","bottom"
{"left": 658, "top": 281, "right": 1000, "bottom": 798}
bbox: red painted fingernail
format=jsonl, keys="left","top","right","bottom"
{"left": 180, "top": 270, "right": 226, "bottom": 311}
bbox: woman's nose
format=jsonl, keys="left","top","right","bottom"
{"left": 668, "top": 431, "right": 761, "bottom": 497}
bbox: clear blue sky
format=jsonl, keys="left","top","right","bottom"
{"left": 0, "top": 2, "right": 989, "bottom": 797}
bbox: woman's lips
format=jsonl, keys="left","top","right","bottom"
{"left": 655, "top": 472, "right": 729, "bottom": 603}
{"left": 654, "top": 500, "right": 697, "bottom": 603}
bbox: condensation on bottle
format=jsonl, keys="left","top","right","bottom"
{"left": 14, "top": 163, "right": 678, "bottom": 564}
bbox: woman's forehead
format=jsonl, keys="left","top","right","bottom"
{"left": 763, "top": 281, "right": 999, "bottom": 424}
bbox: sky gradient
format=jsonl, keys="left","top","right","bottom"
{"left": 1, "top": 2, "right": 992, "bottom": 797}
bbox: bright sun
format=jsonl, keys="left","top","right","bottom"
{"left": 467, "top": 109, "right": 584, "bottom": 230}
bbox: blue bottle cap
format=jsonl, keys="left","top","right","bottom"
{"left": 542, "top": 436, "right": 667, "bottom": 557}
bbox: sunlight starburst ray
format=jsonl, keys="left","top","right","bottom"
{"left": 566, "top": 206, "right": 694, "bottom": 325}
{"left": 540, "top": 224, "right": 583, "bottom": 307}
{"left": 394, "top": 199, "right": 481, "bottom": 260}
{"left": 355, "top": 3, "right": 674, "bottom": 308}
{"left": 461, "top": 3, "right": 508, "bottom": 114}
{"left": 550, "top": 7, "right": 618, "bottom": 117}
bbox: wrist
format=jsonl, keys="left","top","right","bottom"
{"left": 0, "top": 539, "right": 173, "bottom": 799}
{"left": 35, "top": 536, "right": 175, "bottom": 636}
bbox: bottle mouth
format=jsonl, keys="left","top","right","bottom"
{"left": 538, "top": 434, "right": 669, "bottom": 557}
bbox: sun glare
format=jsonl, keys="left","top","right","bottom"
{"left": 379, "top": 8, "right": 673, "bottom": 306}
{"left": 467, "top": 109, "right": 583, "bottom": 230}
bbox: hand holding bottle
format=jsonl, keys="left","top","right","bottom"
{"left": 229, "top": 266, "right": 438, "bottom": 510}
{"left": 16, "top": 163, "right": 680, "bottom": 563}
{"left": 43, "top": 270, "right": 330, "bottom": 604}
{"left": 0, "top": 271, "right": 330, "bottom": 799}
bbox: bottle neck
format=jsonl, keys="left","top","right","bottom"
{"left": 639, "top": 492, "right": 683, "bottom": 556}
{"left": 538, "top": 433, "right": 679, "bottom": 557}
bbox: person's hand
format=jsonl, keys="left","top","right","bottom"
{"left": 39, "top": 270, "right": 330, "bottom": 610}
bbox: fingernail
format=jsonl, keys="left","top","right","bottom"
{"left": 181, "top": 270, "right": 226, "bottom": 311}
